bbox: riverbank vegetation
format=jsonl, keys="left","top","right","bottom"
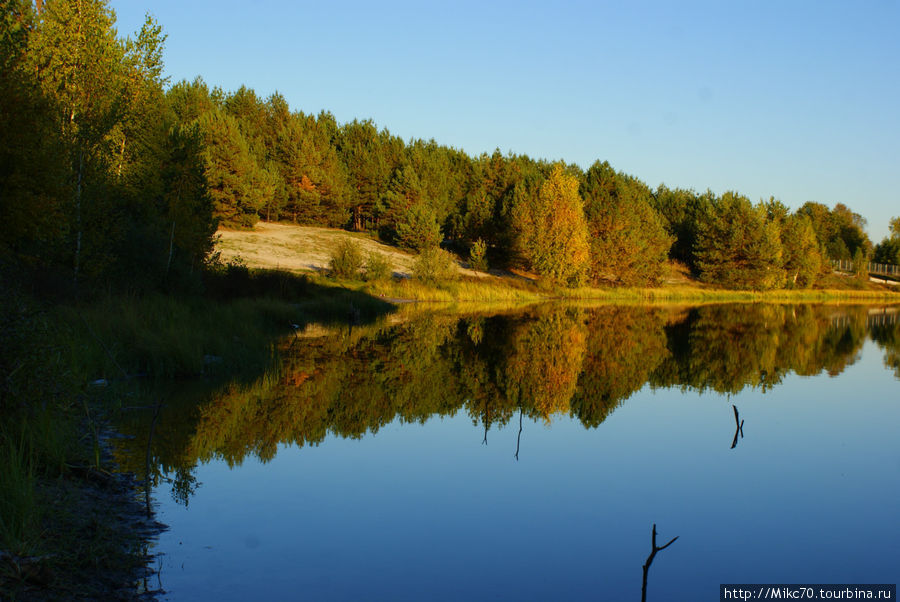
{"left": 0, "top": 0, "right": 898, "bottom": 596}
{"left": 0, "top": 263, "right": 395, "bottom": 597}
{"left": 3, "top": 1, "right": 899, "bottom": 301}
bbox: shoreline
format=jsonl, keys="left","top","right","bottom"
{"left": 0, "top": 419, "right": 166, "bottom": 600}
{"left": 2, "top": 280, "right": 896, "bottom": 599}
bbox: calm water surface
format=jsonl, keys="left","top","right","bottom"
{"left": 113, "top": 304, "right": 900, "bottom": 601}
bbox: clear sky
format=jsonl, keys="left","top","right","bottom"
{"left": 108, "top": 0, "right": 899, "bottom": 242}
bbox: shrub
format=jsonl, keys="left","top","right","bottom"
{"left": 365, "top": 251, "right": 393, "bottom": 282}
{"left": 329, "top": 239, "right": 364, "bottom": 280}
{"left": 468, "top": 239, "right": 489, "bottom": 272}
{"left": 413, "top": 247, "right": 459, "bottom": 285}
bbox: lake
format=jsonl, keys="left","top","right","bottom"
{"left": 111, "top": 303, "right": 900, "bottom": 601}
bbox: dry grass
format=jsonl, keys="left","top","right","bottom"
{"left": 216, "top": 222, "right": 900, "bottom": 304}
{"left": 216, "top": 222, "right": 486, "bottom": 279}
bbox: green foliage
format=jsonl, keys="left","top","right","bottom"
{"left": 275, "top": 111, "right": 351, "bottom": 226}
{"left": 468, "top": 239, "right": 489, "bottom": 272}
{"left": 650, "top": 185, "right": 713, "bottom": 269}
{"left": 394, "top": 203, "right": 443, "bottom": 251}
{"left": 780, "top": 214, "right": 823, "bottom": 288}
{"left": 764, "top": 200, "right": 822, "bottom": 289}
{"left": 329, "top": 239, "right": 364, "bottom": 279}
{"left": 0, "top": 0, "right": 887, "bottom": 301}
{"left": 798, "top": 202, "right": 872, "bottom": 260}
{"left": 412, "top": 247, "right": 459, "bottom": 284}
{"left": 197, "top": 110, "right": 272, "bottom": 228}
{"left": 364, "top": 251, "right": 393, "bottom": 282}
{"left": 874, "top": 216, "right": 900, "bottom": 266}
{"left": 167, "top": 77, "right": 222, "bottom": 124}
{"left": 337, "top": 119, "right": 402, "bottom": 231}
{"left": 694, "top": 193, "right": 784, "bottom": 290}
{"left": 0, "top": 283, "right": 83, "bottom": 556}
{"left": 873, "top": 238, "right": 900, "bottom": 265}
{"left": 376, "top": 162, "right": 423, "bottom": 241}
{"left": 581, "top": 161, "right": 673, "bottom": 286}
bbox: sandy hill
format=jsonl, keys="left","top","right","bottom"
{"left": 215, "top": 222, "right": 485, "bottom": 278}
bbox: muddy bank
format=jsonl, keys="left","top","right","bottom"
{"left": 0, "top": 425, "right": 166, "bottom": 601}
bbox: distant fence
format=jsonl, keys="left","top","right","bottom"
{"left": 831, "top": 308, "right": 899, "bottom": 329}
{"left": 831, "top": 259, "right": 900, "bottom": 279}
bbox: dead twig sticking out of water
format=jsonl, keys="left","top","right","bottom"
{"left": 730, "top": 404, "right": 744, "bottom": 449}
{"left": 514, "top": 409, "right": 523, "bottom": 461}
{"left": 641, "top": 524, "right": 678, "bottom": 602}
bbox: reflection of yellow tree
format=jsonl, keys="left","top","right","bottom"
{"left": 502, "top": 308, "right": 587, "bottom": 422}
{"left": 183, "top": 315, "right": 462, "bottom": 466}
{"left": 572, "top": 307, "right": 671, "bottom": 427}
{"left": 109, "top": 304, "right": 882, "bottom": 509}
{"left": 686, "top": 304, "right": 783, "bottom": 394}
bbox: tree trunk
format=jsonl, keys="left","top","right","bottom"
{"left": 117, "top": 137, "right": 126, "bottom": 178}
{"left": 74, "top": 148, "right": 84, "bottom": 287}
{"left": 165, "top": 220, "right": 176, "bottom": 278}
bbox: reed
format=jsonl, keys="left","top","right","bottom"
{"left": 0, "top": 433, "right": 38, "bottom": 556}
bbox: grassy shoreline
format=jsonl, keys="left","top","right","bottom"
{"left": 1, "top": 272, "right": 397, "bottom": 599}
{"left": 214, "top": 222, "right": 900, "bottom": 305}
{"left": 329, "top": 272, "right": 900, "bottom": 305}
{"left": 1, "top": 265, "right": 896, "bottom": 598}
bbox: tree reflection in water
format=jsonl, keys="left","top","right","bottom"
{"left": 109, "top": 303, "right": 894, "bottom": 507}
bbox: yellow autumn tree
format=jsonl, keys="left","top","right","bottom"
{"left": 511, "top": 164, "right": 590, "bottom": 286}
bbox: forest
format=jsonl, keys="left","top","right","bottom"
{"left": 2, "top": 2, "right": 900, "bottom": 596}
{"left": 2, "top": 0, "right": 899, "bottom": 298}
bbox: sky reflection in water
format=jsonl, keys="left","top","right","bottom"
{"left": 119, "top": 304, "right": 900, "bottom": 601}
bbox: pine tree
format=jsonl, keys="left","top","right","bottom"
{"left": 581, "top": 161, "right": 673, "bottom": 286}
{"left": 694, "top": 193, "right": 783, "bottom": 290}
{"left": 197, "top": 111, "right": 268, "bottom": 228}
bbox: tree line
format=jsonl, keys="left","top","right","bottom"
{"left": 2, "top": 0, "right": 898, "bottom": 294}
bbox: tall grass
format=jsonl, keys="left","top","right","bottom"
{"left": 56, "top": 295, "right": 296, "bottom": 379}
{"left": 0, "top": 433, "right": 38, "bottom": 556}
{"left": 353, "top": 273, "right": 899, "bottom": 304}
{"left": 554, "top": 285, "right": 900, "bottom": 303}
{"left": 53, "top": 275, "right": 394, "bottom": 381}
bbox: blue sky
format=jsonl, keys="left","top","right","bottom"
{"left": 109, "top": 0, "right": 899, "bottom": 241}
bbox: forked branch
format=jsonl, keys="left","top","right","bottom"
{"left": 641, "top": 523, "right": 679, "bottom": 602}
